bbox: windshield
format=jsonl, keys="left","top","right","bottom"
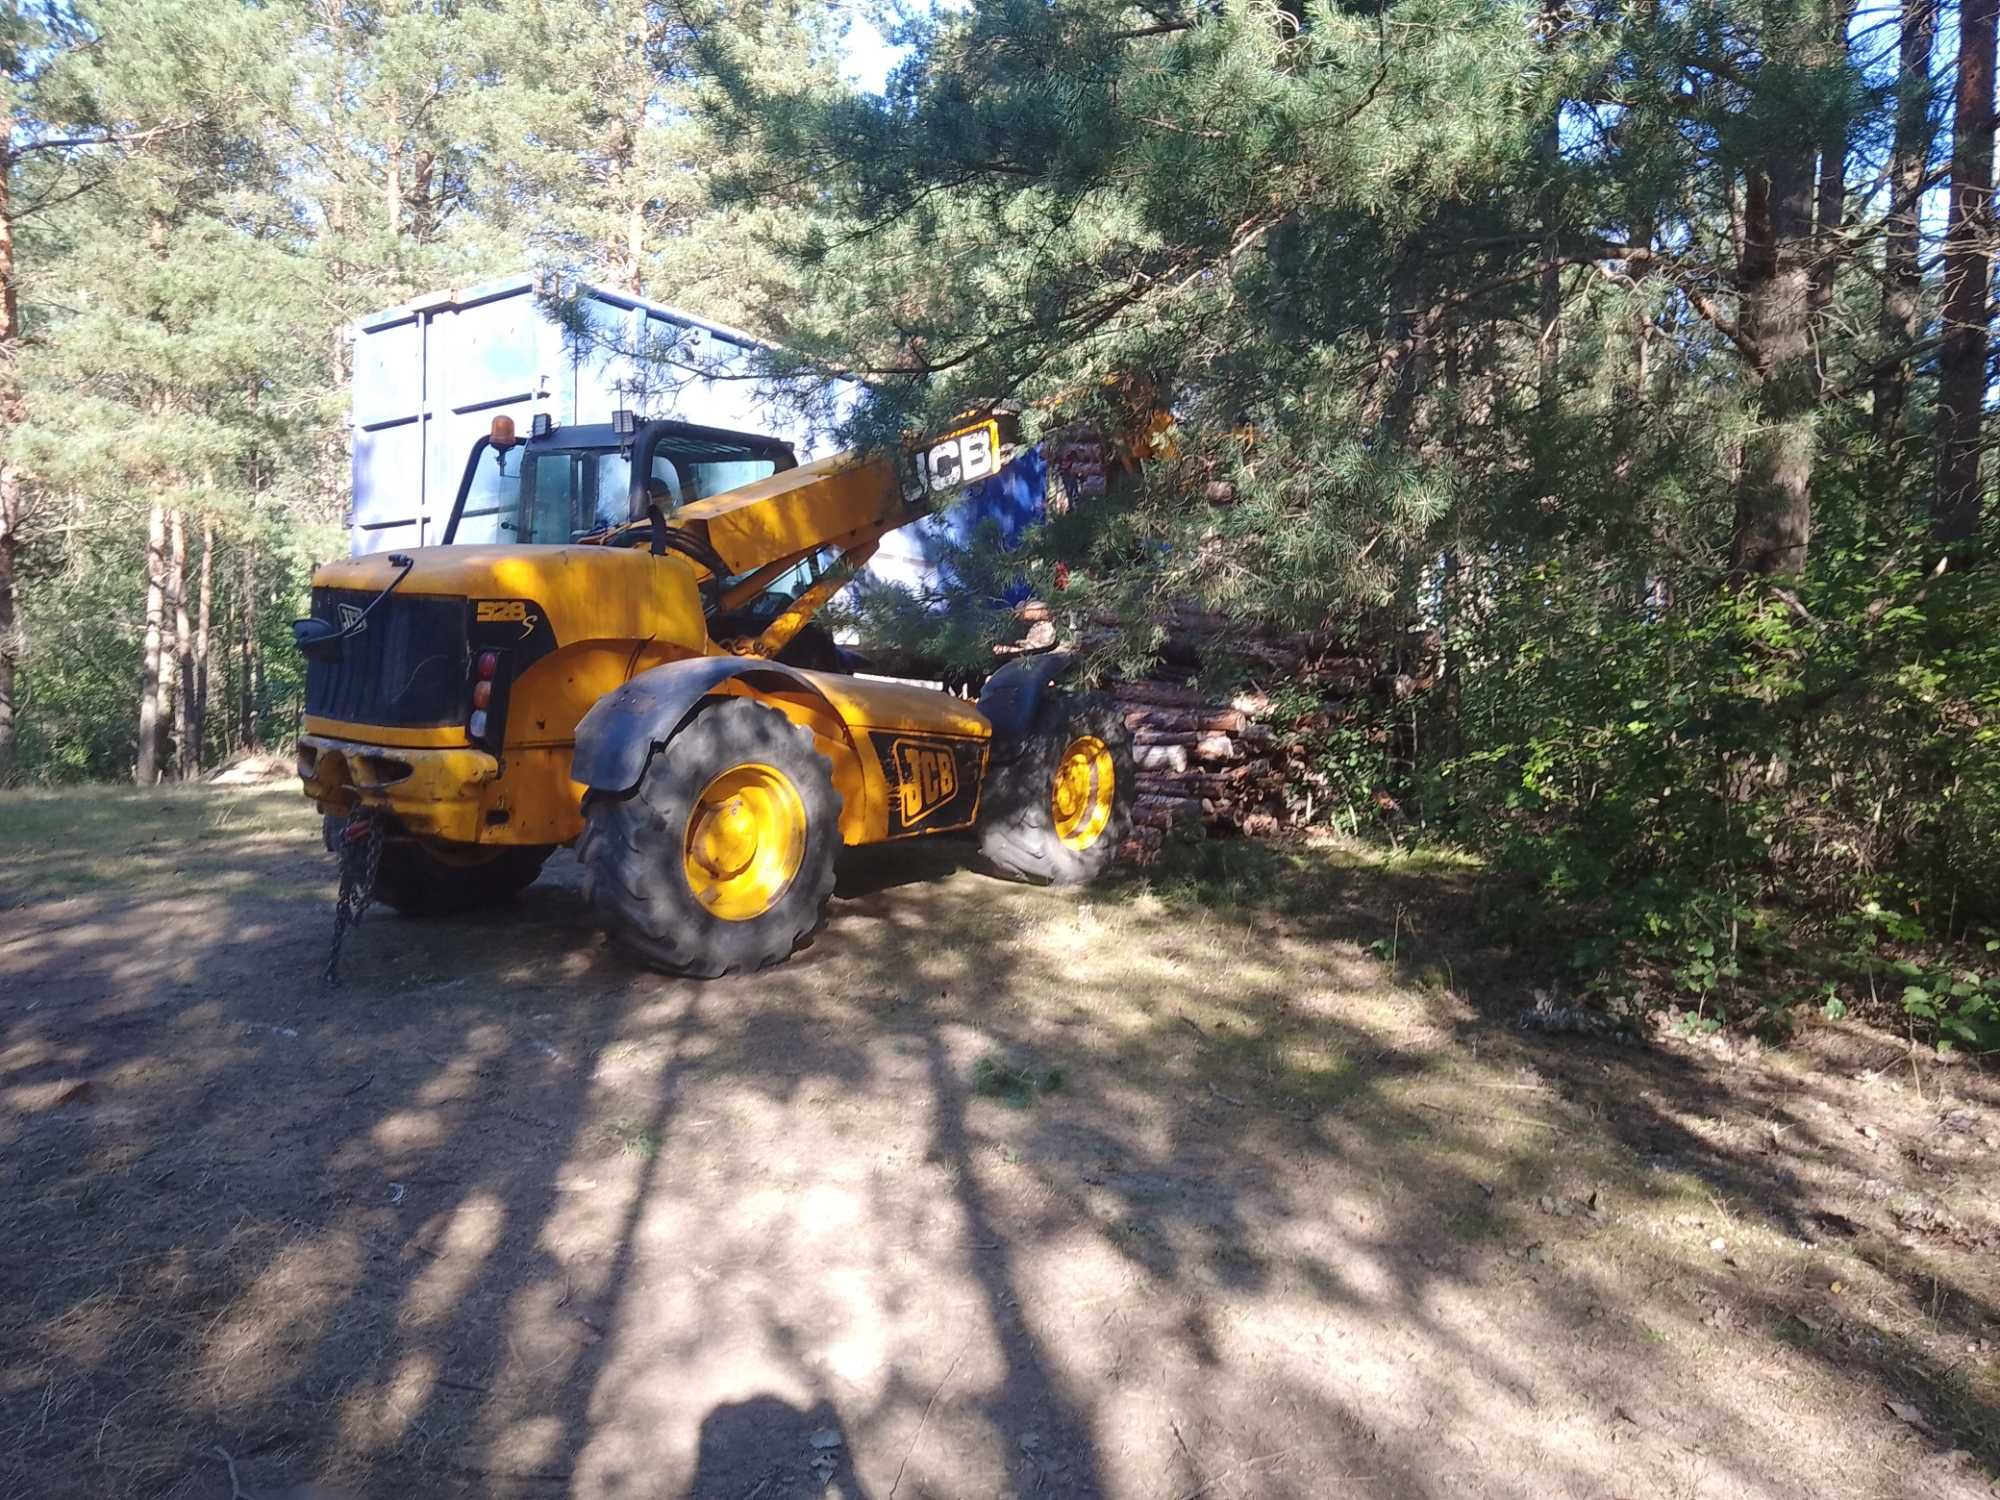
{"left": 496, "top": 439, "right": 781, "bottom": 544}
{"left": 525, "top": 449, "right": 641, "bottom": 542}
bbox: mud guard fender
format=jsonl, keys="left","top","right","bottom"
{"left": 573, "top": 655, "right": 824, "bottom": 795}
{"left": 976, "top": 652, "right": 1080, "bottom": 751}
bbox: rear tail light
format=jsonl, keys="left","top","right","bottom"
{"left": 468, "top": 651, "right": 505, "bottom": 747}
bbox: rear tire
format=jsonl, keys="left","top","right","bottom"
{"left": 369, "top": 838, "right": 551, "bottom": 917}
{"left": 579, "top": 697, "right": 841, "bottom": 977}
{"left": 977, "top": 692, "right": 1133, "bottom": 885}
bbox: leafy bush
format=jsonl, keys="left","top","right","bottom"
{"left": 1420, "top": 511, "right": 2000, "bottom": 1043}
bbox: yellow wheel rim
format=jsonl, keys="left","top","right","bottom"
{"left": 682, "top": 763, "right": 806, "bottom": 921}
{"left": 1051, "top": 735, "right": 1116, "bottom": 851}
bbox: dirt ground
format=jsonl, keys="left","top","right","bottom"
{"left": 1, "top": 783, "right": 1997, "bottom": 1500}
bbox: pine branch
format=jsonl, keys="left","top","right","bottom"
{"left": 13, "top": 116, "right": 211, "bottom": 157}
{"left": 1109, "top": 20, "right": 1198, "bottom": 40}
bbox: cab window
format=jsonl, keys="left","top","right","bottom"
{"left": 646, "top": 455, "right": 684, "bottom": 510}
{"left": 526, "top": 451, "right": 632, "bottom": 540}
{"left": 449, "top": 446, "right": 517, "bottom": 545}
{"left": 689, "top": 458, "right": 776, "bottom": 501}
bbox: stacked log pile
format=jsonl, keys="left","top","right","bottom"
{"left": 1003, "top": 601, "right": 1396, "bottom": 865}
{"left": 1115, "top": 678, "right": 1289, "bottom": 863}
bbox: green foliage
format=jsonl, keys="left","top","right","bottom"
{"left": 1430, "top": 518, "right": 1998, "bottom": 920}
{"left": 709, "top": 0, "right": 1995, "bottom": 1059}
{"left": 2, "top": 0, "right": 841, "bottom": 785}
{"left": 1896, "top": 957, "right": 2000, "bottom": 1050}
{"left": 1414, "top": 500, "right": 1999, "bottom": 1043}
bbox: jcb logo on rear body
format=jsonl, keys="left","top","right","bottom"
{"left": 878, "top": 735, "right": 982, "bottom": 836}
{"left": 895, "top": 741, "right": 958, "bottom": 825}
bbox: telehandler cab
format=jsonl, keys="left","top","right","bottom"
{"left": 294, "top": 410, "right": 1133, "bottom": 977}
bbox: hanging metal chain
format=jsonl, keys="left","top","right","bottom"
{"left": 325, "top": 811, "right": 386, "bottom": 986}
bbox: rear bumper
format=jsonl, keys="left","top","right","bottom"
{"left": 298, "top": 734, "right": 500, "bottom": 843}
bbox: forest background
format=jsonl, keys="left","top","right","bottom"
{"left": 3, "top": 0, "right": 1996, "bottom": 1040}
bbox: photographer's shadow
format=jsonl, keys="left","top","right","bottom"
{"left": 683, "top": 1395, "right": 875, "bottom": 1500}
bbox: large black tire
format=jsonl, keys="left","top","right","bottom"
{"left": 578, "top": 697, "right": 841, "bottom": 977}
{"left": 370, "top": 838, "right": 552, "bottom": 917}
{"left": 977, "top": 692, "right": 1134, "bottom": 885}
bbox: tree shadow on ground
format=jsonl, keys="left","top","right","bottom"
{"left": 0, "top": 790, "right": 1993, "bottom": 1500}
{"left": 1100, "top": 834, "right": 2000, "bottom": 1482}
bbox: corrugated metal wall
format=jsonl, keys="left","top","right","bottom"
{"left": 348, "top": 274, "right": 1050, "bottom": 616}
{"left": 348, "top": 275, "right": 848, "bottom": 555}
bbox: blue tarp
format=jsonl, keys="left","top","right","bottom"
{"left": 945, "top": 445, "right": 1047, "bottom": 604}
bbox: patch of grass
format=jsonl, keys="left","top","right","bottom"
{"left": 0, "top": 784, "right": 317, "bottom": 901}
{"left": 1113, "top": 831, "right": 1482, "bottom": 928}
{"left": 971, "top": 1054, "right": 1066, "bottom": 1108}
{"left": 602, "top": 1118, "right": 660, "bottom": 1159}
{"left": 1131, "top": 838, "right": 1337, "bottom": 919}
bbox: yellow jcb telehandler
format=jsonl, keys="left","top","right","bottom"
{"left": 293, "top": 410, "right": 1132, "bottom": 977}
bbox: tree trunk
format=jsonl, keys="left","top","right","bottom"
{"left": 1875, "top": 0, "right": 1940, "bottom": 477}
{"left": 1535, "top": 0, "right": 1564, "bottom": 412}
{"left": 383, "top": 88, "right": 402, "bottom": 242}
{"left": 194, "top": 516, "right": 212, "bottom": 768}
{"left": 171, "top": 511, "right": 195, "bottom": 779}
{"left": 222, "top": 593, "right": 238, "bottom": 754}
{"left": 1935, "top": 0, "right": 1997, "bottom": 552}
{"left": 1731, "top": 153, "right": 1820, "bottom": 578}
{"left": 610, "top": 59, "right": 649, "bottom": 293}
{"left": 1380, "top": 248, "right": 1437, "bottom": 445}
{"left": 1810, "top": 145, "right": 1846, "bottom": 311}
{"left": 625, "top": 200, "right": 645, "bottom": 293}
{"left": 1615, "top": 214, "right": 1657, "bottom": 488}
{"left": 406, "top": 149, "right": 437, "bottom": 242}
{"left": 1808, "top": 0, "right": 1857, "bottom": 347}
{"left": 136, "top": 502, "right": 167, "bottom": 784}
{"left": 0, "top": 462, "right": 17, "bottom": 786}
{"left": 240, "top": 544, "right": 259, "bottom": 751}
{"left": 0, "top": 142, "right": 21, "bottom": 785}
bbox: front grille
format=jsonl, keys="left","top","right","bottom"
{"left": 303, "top": 589, "right": 468, "bottom": 729}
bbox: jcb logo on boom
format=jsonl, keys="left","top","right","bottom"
{"left": 922, "top": 421, "right": 1000, "bottom": 492}
{"left": 893, "top": 740, "right": 958, "bottom": 826}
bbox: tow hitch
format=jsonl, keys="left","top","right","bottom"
{"left": 324, "top": 811, "right": 386, "bottom": 985}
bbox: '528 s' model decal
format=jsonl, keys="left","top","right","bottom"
{"left": 475, "top": 599, "right": 541, "bottom": 638}
{"left": 874, "top": 733, "right": 984, "bottom": 836}
{"left": 469, "top": 597, "right": 557, "bottom": 667}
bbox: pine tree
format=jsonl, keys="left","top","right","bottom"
{"left": 723, "top": 0, "right": 1883, "bottom": 608}
{"left": 13, "top": 0, "right": 312, "bottom": 780}
{"left": 1874, "top": 0, "right": 1940, "bottom": 483}
{"left": 453, "top": 0, "right": 843, "bottom": 326}
{"left": 1936, "top": 0, "right": 1996, "bottom": 552}
{"left": 0, "top": 0, "right": 124, "bottom": 782}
